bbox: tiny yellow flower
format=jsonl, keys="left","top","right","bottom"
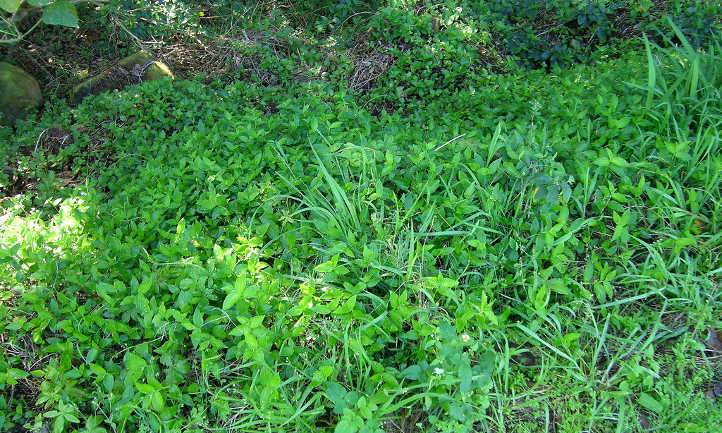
{"left": 461, "top": 334, "right": 471, "bottom": 343}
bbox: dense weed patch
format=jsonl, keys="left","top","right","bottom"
{"left": 1, "top": 4, "right": 722, "bottom": 433}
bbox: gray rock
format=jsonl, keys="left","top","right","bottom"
{"left": 0, "top": 62, "right": 42, "bottom": 125}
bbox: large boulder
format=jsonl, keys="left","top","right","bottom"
{"left": 71, "top": 50, "right": 174, "bottom": 105}
{"left": 0, "top": 62, "right": 42, "bottom": 125}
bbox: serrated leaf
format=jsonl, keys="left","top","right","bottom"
{"left": 41, "top": 1, "right": 79, "bottom": 27}
{"left": 137, "top": 278, "right": 152, "bottom": 294}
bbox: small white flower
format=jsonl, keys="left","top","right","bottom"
{"left": 461, "top": 334, "right": 471, "bottom": 343}
{"left": 434, "top": 367, "right": 444, "bottom": 375}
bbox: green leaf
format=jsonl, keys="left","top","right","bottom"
{"left": 326, "top": 382, "right": 348, "bottom": 414}
{"left": 612, "top": 210, "right": 630, "bottom": 242}
{"left": 135, "top": 382, "right": 155, "bottom": 394}
{"left": 0, "top": 0, "right": 20, "bottom": 13}
{"left": 610, "top": 155, "right": 629, "bottom": 167}
{"left": 137, "top": 278, "right": 152, "bottom": 295}
{"left": 400, "top": 365, "right": 421, "bottom": 380}
{"left": 83, "top": 416, "right": 108, "bottom": 433}
{"left": 41, "top": 1, "right": 79, "bottom": 27}
{"left": 449, "top": 403, "right": 466, "bottom": 421}
{"left": 222, "top": 289, "right": 243, "bottom": 310}
{"left": 248, "top": 315, "right": 264, "bottom": 328}
{"left": 151, "top": 391, "right": 165, "bottom": 411}
{"left": 53, "top": 417, "right": 65, "bottom": 433}
{"left": 315, "top": 255, "right": 339, "bottom": 273}
{"left": 27, "top": 0, "right": 54, "bottom": 6}
{"left": 477, "top": 350, "right": 496, "bottom": 375}
{"left": 335, "top": 409, "right": 362, "bottom": 433}
{"left": 103, "top": 374, "right": 114, "bottom": 392}
{"left": 459, "top": 355, "right": 472, "bottom": 393}
{"left": 7, "top": 368, "right": 29, "bottom": 380}
{"left": 334, "top": 295, "right": 356, "bottom": 315}
{"left": 637, "top": 392, "right": 663, "bottom": 413}
{"left": 64, "top": 413, "right": 80, "bottom": 423}
{"left": 125, "top": 352, "right": 147, "bottom": 372}
{"left": 641, "top": 34, "right": 656, "bottom": 110}
{"left": 312, "top": 365, "right": 334, "bottom": 386}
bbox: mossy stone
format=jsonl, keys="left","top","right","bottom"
{"left": 144, "top": 61, "right": 174, "bottom": 81}
{"left": 71, "top": 50, "right": 174, "bottom": 105}
{"left": 0, "top": 62, "right": 42, "bottom": 125}
{"left": 118, "top": 50, "right": 154, "bottom": 68}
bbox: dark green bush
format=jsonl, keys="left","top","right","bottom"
{"left": 362, "top": 1, "right": 719, "bottom": 69}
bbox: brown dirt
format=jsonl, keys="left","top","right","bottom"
{"left": 382, "top": 408, "right": 427, "bottom": 433}
{"left": 1, "top": 125, "right": 75, "bottom": 195}
{"left": 0, "top": 332, "right": 49, "bottom": 413}
{"left": 345, "top": 40, "right": 395, "bottom": 92}
{"left": 1, "top": 119, "right": 119, "bottom": 196}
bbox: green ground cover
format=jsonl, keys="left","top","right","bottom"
{"left": 1, "top": 2, "right": 721, "bottom": 432}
